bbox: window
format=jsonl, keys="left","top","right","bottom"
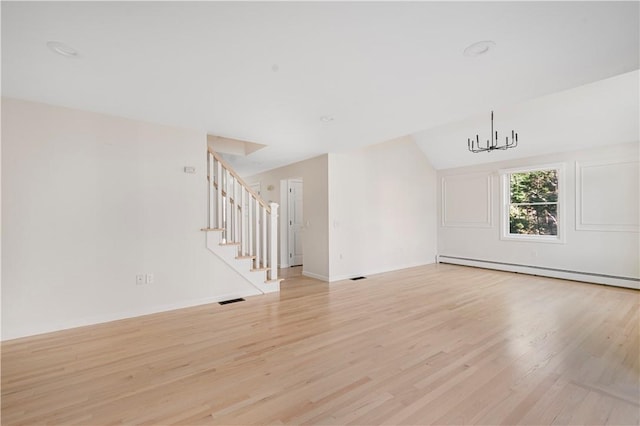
{"left": 500, "top": 164, "right": 565, "bottom": 243}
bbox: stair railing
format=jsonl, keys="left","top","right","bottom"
{"left": 207, "top": 149, "right": 279, "bottom": 282}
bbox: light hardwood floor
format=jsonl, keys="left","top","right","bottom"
{"left": 2, "top": 264, "right": 639, "bottom": 425}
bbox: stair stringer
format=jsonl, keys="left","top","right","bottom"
{"left": 205, "top": 230, "right": 280, "bottom": 294}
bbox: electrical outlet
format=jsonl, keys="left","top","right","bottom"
{"left": 146, "top": 273, "right": 154, "bottom": 284}
{"left": 136, "top": 275, "right": 145, "bottom": 285}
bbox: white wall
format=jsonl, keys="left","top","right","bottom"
{"left": 328, "top": 136, "right": 438, "bottom": 281}
{"left": 1, "top": 98, "right": 259, "bottom": 340}
{"left": 437, "top": 142, "right": 639, "bottom": 287}
{"left": 245, "top": 155, "right": 329, "bottom": 280}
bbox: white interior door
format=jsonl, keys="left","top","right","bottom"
{"left": 288, "top": 179, "right": 303, "bottom": 266}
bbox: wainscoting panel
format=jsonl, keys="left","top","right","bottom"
{"left": 576, "top": 159, "right": 639, "bottom": 232}
{"left": 441, "top": 173, "right": 492, "bottom": 227}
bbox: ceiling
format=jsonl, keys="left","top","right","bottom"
{"left": 2, "top": 2, "right": 639, "bottom": 174}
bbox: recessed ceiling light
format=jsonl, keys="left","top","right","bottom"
{"left": 320, "top": 115, "right": 334, "bottom": 122}
{"left": 463, "top": 40, "right": 495, "bottom": 57}
{"left": 46, "top": 41, "right": 79, "bottom": 58}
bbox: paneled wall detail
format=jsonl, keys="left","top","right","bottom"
{"left": 576, "top": 159, "right": 639, "bottom": 232}
{"left": 441, "top": 173, "right": 492, "bottom": 228}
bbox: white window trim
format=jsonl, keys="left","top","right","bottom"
{"left": 499, "top": 163, "right": 566, "bottom": 244}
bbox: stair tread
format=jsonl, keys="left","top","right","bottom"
{"left": 236, "top": 255, "right": 256, "bottom": 259}
{"left": 264, "top": 279, "right": 284, "bottom": 284}
{"left": 251, "top": 267, "right": 270, "bottom": 272}
{"left": 201, "top": 227, "right": 225, "bottom": 232}
{"left": 220, "top": 242, "right": 241, "bottom": 246}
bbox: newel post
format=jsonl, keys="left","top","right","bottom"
{"left": 269, "top": 202, "right": 279, "bottom": 281}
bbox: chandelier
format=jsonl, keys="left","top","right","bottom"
{"left": 468, "top": 111, "right": 518, "bottom": 153}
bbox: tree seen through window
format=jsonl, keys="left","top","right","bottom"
{"left": 509, "top": 170, "right": 558, "bottom": 235}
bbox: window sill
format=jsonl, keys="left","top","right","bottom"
{"left": 500, "top": 234, "right": 565, "bottom": 244}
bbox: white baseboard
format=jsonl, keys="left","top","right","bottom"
{"left": 328, "top": 260, "right": 436, "bottom": 283}
{"left": 437, "top": 255, "right": 639, "bottom": 290}
{"left": 302, "top": 270, "right": 330, "bottom": 282}
{"left": 1, "top": 290, "right": 260, "bottom": 342}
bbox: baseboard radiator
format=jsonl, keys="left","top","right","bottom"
{"left": 437, "top": 255, "right": 639, "bottom": 290}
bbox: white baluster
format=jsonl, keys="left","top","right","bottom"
{"left": 262, "top": 206, "right": 267, "bottom": 270}
{"left": 248, "top": 195, "right": 253, "bottom": 258}
{"left": 216, "top": 159, "right": 222, "bottom": 230}
{"left": 229, "top": 172, "right": 234, "bottom": 242}
{"left": 233, "top": 177, "right": 238, "bottom": 243}
{"left": 268, "top": 203, "right": 279, "bottom": 281}
{"left": 233, "top": 179, "right": 242, "bottom": 249}
{"left": 223, "top": 169, "right": 229, "bottom": 242}
{"left": 255, "top": 200, "right": 260, "bottom": 268}
{"left": 208, "top": 152, "right": 214, "bottom": 228}
{"left": 230, "top": 180, "right": 234, "bottom": 241}
{"left": 240, "top": 187, "right": 249, "bottom": 256}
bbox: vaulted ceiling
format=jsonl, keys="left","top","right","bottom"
{"left": 3, "top": 2, "right": 638, "bottom": 174}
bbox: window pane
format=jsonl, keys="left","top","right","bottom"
{"left": 510, "top": 170, "right": 558, "bottom": 203}
{"left": 509, "top": 204, "right": 558, "bottom": 235}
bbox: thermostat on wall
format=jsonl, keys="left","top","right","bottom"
{"left": 184, "top": 166, "right": 196, "bottom": 174}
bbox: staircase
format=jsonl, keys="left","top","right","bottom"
{"left": 203, "top": 149, "right": 281, "bottom": 294}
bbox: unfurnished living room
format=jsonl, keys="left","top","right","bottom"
{"left": 1, "top": 1, "right": 639, "bottom": 425}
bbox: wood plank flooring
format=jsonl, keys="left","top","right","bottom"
{"left": 2, "top": 264, "right": 639, "bottom": 425}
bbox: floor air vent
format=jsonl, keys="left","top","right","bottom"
{"left": 350, "top": 276, "right": 367, "bottom": 281}
{"left": 219, "top": 298, "right": 245, "bottom": 305}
